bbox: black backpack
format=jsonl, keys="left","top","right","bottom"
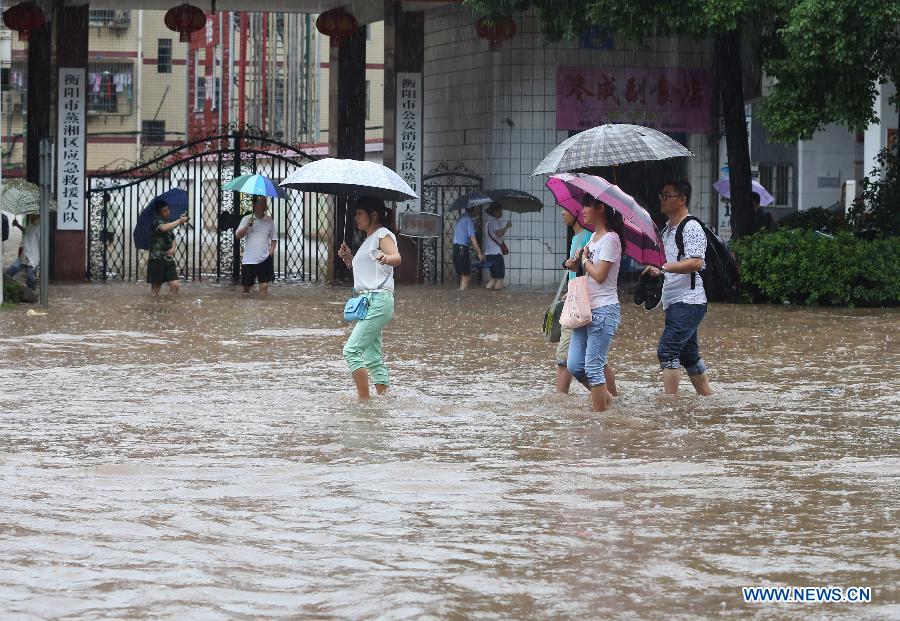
{"left": 1, "top": 214, "right": 8, "bottom": 242}
{"left": 675, "top": 215, "right": 739, "bottom": 302}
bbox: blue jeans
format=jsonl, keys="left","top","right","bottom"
{"left": 567, "top": 304, "right": 620, "bottom": 387}
{"left": 657, "top": 303, "right": 707, "bottom": 375}
{"left": 5, "top": 259, "right": 36, "bottom": 290}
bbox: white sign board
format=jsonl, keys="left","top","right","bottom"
{"left": 56, "top": 68, "right": 86, "bottom": 231}
{"left": 396, "top": 72, "right": 422, "bottom": 211}
{"left": 398, "top": 211, "right": 441, "bottom": 238}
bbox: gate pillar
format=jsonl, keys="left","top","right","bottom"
{"left": 53, "top": 4, "right": 89, "bottom": 281}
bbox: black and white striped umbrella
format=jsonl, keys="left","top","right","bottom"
{"left": 532, "top": 123, "right": 693, "bottom": 175}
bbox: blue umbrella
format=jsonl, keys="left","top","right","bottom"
{"left": 224, "top": 174, "right": 288, "bottom": 199}
{"left": 133, "top": 189, "right": 189, "bottom": 251}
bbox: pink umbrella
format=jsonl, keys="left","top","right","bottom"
{"left": 546, "top": 173, "right": 665, "bottom": 267}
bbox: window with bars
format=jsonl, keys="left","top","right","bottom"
{"left": 87, "top": 63, "right": 134, "bottom": 115}
{"left": 142, "top": 120, "right": 166, "bottom": 144}
{"left": 194, "top": 51, "right": 206, "bottom": 111}
{"left": 158, "top": 39, "right": 172, "bottom": 74}
{"left": 89, "top": 9, "right": 115, "bottom": 24}
{"left": 759, "top": 163, "right": 793, "bottom": 207}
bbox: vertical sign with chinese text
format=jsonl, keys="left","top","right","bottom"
{"left": 57, "top": 68, "right": 86, "bottom": 231}
{"left": 396, "top": 72, "right": 422, "bottom": 211}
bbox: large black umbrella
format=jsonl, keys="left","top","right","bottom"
{"left": 448, "top": 189, "right": 543, "bottom": 213}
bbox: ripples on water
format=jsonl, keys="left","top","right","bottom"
{"left": 1, "top": 283, "right": 898, "bottom": 620}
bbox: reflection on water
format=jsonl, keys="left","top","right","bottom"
{"left": 1, "top": 283, "right": 898, "bottom": 620}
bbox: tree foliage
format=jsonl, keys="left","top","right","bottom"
{"left": 760, "top": 0, "right": 900, "bottom": 142}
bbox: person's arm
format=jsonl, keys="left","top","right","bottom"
{"left": 338, "top": 242, "right": 354, "bottom": 268}
{"left": 469, "top": 235, "right": 485, "bottom": 260}
{"left": 496, "top": 220, "right": 512, "bottom": 238}
{"left": 159, "top": 215, "right": 187, "bottom": 233}
{"left": 582, "top": 251, "right": 614, "bottom": 283}
{"left": 269, "top": 225, "right": 278, "bottom": 257}
{"left": 13, "top": 220, "right": 24, "bottom": 232}
{"left": 644, "top": 222, "right": 705, "bottom": 275}
{"left": 167, "top": 239, "right": 177, "bottom": 258}
{"left": 375, "top": 234, "right": 402, "bottom": 267}
{"left": 235, "top": 216, "right": 250, "bottom": 240}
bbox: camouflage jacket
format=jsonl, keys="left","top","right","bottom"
{"left": 150, "top": 216, "right": 175, "bottom": 263}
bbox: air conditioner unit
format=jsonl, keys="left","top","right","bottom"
{"left": 110, "top": 10, "right": 131, "bottom": 29}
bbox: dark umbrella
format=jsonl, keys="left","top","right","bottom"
{"left": 448, "top": 189, "right": 543, "bottom": 213}
{"left": 133, "top": 189, "right": 189, "bottom": 251}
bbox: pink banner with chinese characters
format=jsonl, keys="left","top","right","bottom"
{"left": 557, "top": 66, "right": 713, "bottom": 133}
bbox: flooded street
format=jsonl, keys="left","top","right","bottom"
{"left": 1, "top": 282, "right": 898, "bottom": 620}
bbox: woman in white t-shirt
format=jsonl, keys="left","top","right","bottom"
{"left": 337, "top": 196, "right": 402, "bottom": 400}
{"left": 566, "top": 195, "right": 625, "bottom": 412}
{"left": 483, "top": 204, "right": 512, "bottom": 290}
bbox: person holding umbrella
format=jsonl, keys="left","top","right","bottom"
{"left": 483, "top": 204, "right": 512, "bottom": 290}
{"left": 337, "top": 196, "right": 402, "bottom": 401}
{"left": 4, "top": 214, "right": 40, "bottom": 290}
{"left": 235, "top": 196, "right": 278, "bottom": 296}
{"left": 555, "top": 206, "right": 591, "bottom": 393}
{"left": 147, "top": 200, "right": 188, "bottom": 297}
{"left": 566, "top": 195, "right": 625, "bottom": 412}
{"left": 452, "top": 207, "right": 486, "bottom": 290}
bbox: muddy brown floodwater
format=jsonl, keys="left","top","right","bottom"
{"left": 1, "top": 282, "right": 898, "bottom": 620}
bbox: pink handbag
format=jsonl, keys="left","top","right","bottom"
{"left": 559, "top": 275, "right": 592, "bottom": 329}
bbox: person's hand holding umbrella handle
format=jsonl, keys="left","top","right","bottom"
{"left": 338, "top": 242, "right": 353, "bottom": 268}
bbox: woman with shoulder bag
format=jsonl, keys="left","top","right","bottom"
{"left": 483, "top": 204, "right": 511, "bottom": 290}
{"left": 337, "top": 196, "right": 402, "bottom": 400}
{"left": 566, "top": 195, "right": 624, "bottom": 412}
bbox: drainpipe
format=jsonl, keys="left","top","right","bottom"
{"left": 217, "top": 10, "right": 223, "bottom": 132}
{"left": 135, "top": 9, "right": 144, "bottom": 161}
{"left": 239, "top": 12, "right": 248, "bottom": 127}
{"left": 261, "top": 12, "right": 268, "bottom": 133}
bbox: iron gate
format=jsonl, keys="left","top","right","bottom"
{"left": 86, "top": 126, "right": 341, "bottom": 283}
{"left": 421, "top": 163, "right": 482, "bottom": 283}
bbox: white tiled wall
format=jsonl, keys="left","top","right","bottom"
{"left": 423, "top": 6, "right": 717, "bottom": 287}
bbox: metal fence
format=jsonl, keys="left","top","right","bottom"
{"left": 86, "top": 128, "right": 342, "bottom": 284}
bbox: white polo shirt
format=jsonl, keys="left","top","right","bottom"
{"left": 661, "top": 217, "right": 707, "bottom": 309}
{"left": 238, "top": 215, "right": 277, "bottom": 265}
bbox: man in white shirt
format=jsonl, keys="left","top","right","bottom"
{"left": 5, "top": 214, "right": 40, "bottom": 290}
{"left": 643, "top": 180, "right": 713, "bottom": 396}
{"left": 235, "top": 196, "right": 278, "bottom": 295}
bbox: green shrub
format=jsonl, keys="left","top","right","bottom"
{"left": 2, "top": 275, "right": 25, "bottom": 305}
{"left": 732, "top": 230, "right": 900, "bottom": 307}
{"left": 778, "top": 206, "right": 847, "bottom": 233}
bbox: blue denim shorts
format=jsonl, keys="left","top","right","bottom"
{"left": 657, "top": 302, "right": 707, "bottom": 375}
{"left": 567, "top": 303, "right": 620, "bottom": 387}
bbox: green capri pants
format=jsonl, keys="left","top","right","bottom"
{"left": 342, "top": 292, "right": 395, "bottom": 386}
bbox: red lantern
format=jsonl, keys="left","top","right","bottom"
{"left": 164, "top": 3, "right": 206, "bottom": 43}
{"left": 2, "top": 2, "right": 44, "bottom": 42}
{"left": 476, "top": 16, "right": 517, "bottom": 48}
{"left": 316, "top": 8, "right": 358, "bottom": 42}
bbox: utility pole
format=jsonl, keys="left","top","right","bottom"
{"left": 39, "top": 139, "right": 52, "bottom": 308}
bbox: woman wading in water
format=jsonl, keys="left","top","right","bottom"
{"left": 567, "top": 195, "right": 624, "bottom": 412}
{"left": 337, "top": 196, "right": 402, "bottom": 400}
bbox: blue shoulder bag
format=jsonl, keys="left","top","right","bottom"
{"left": 343, "top": 273, "right": 390, "bottom": 322}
